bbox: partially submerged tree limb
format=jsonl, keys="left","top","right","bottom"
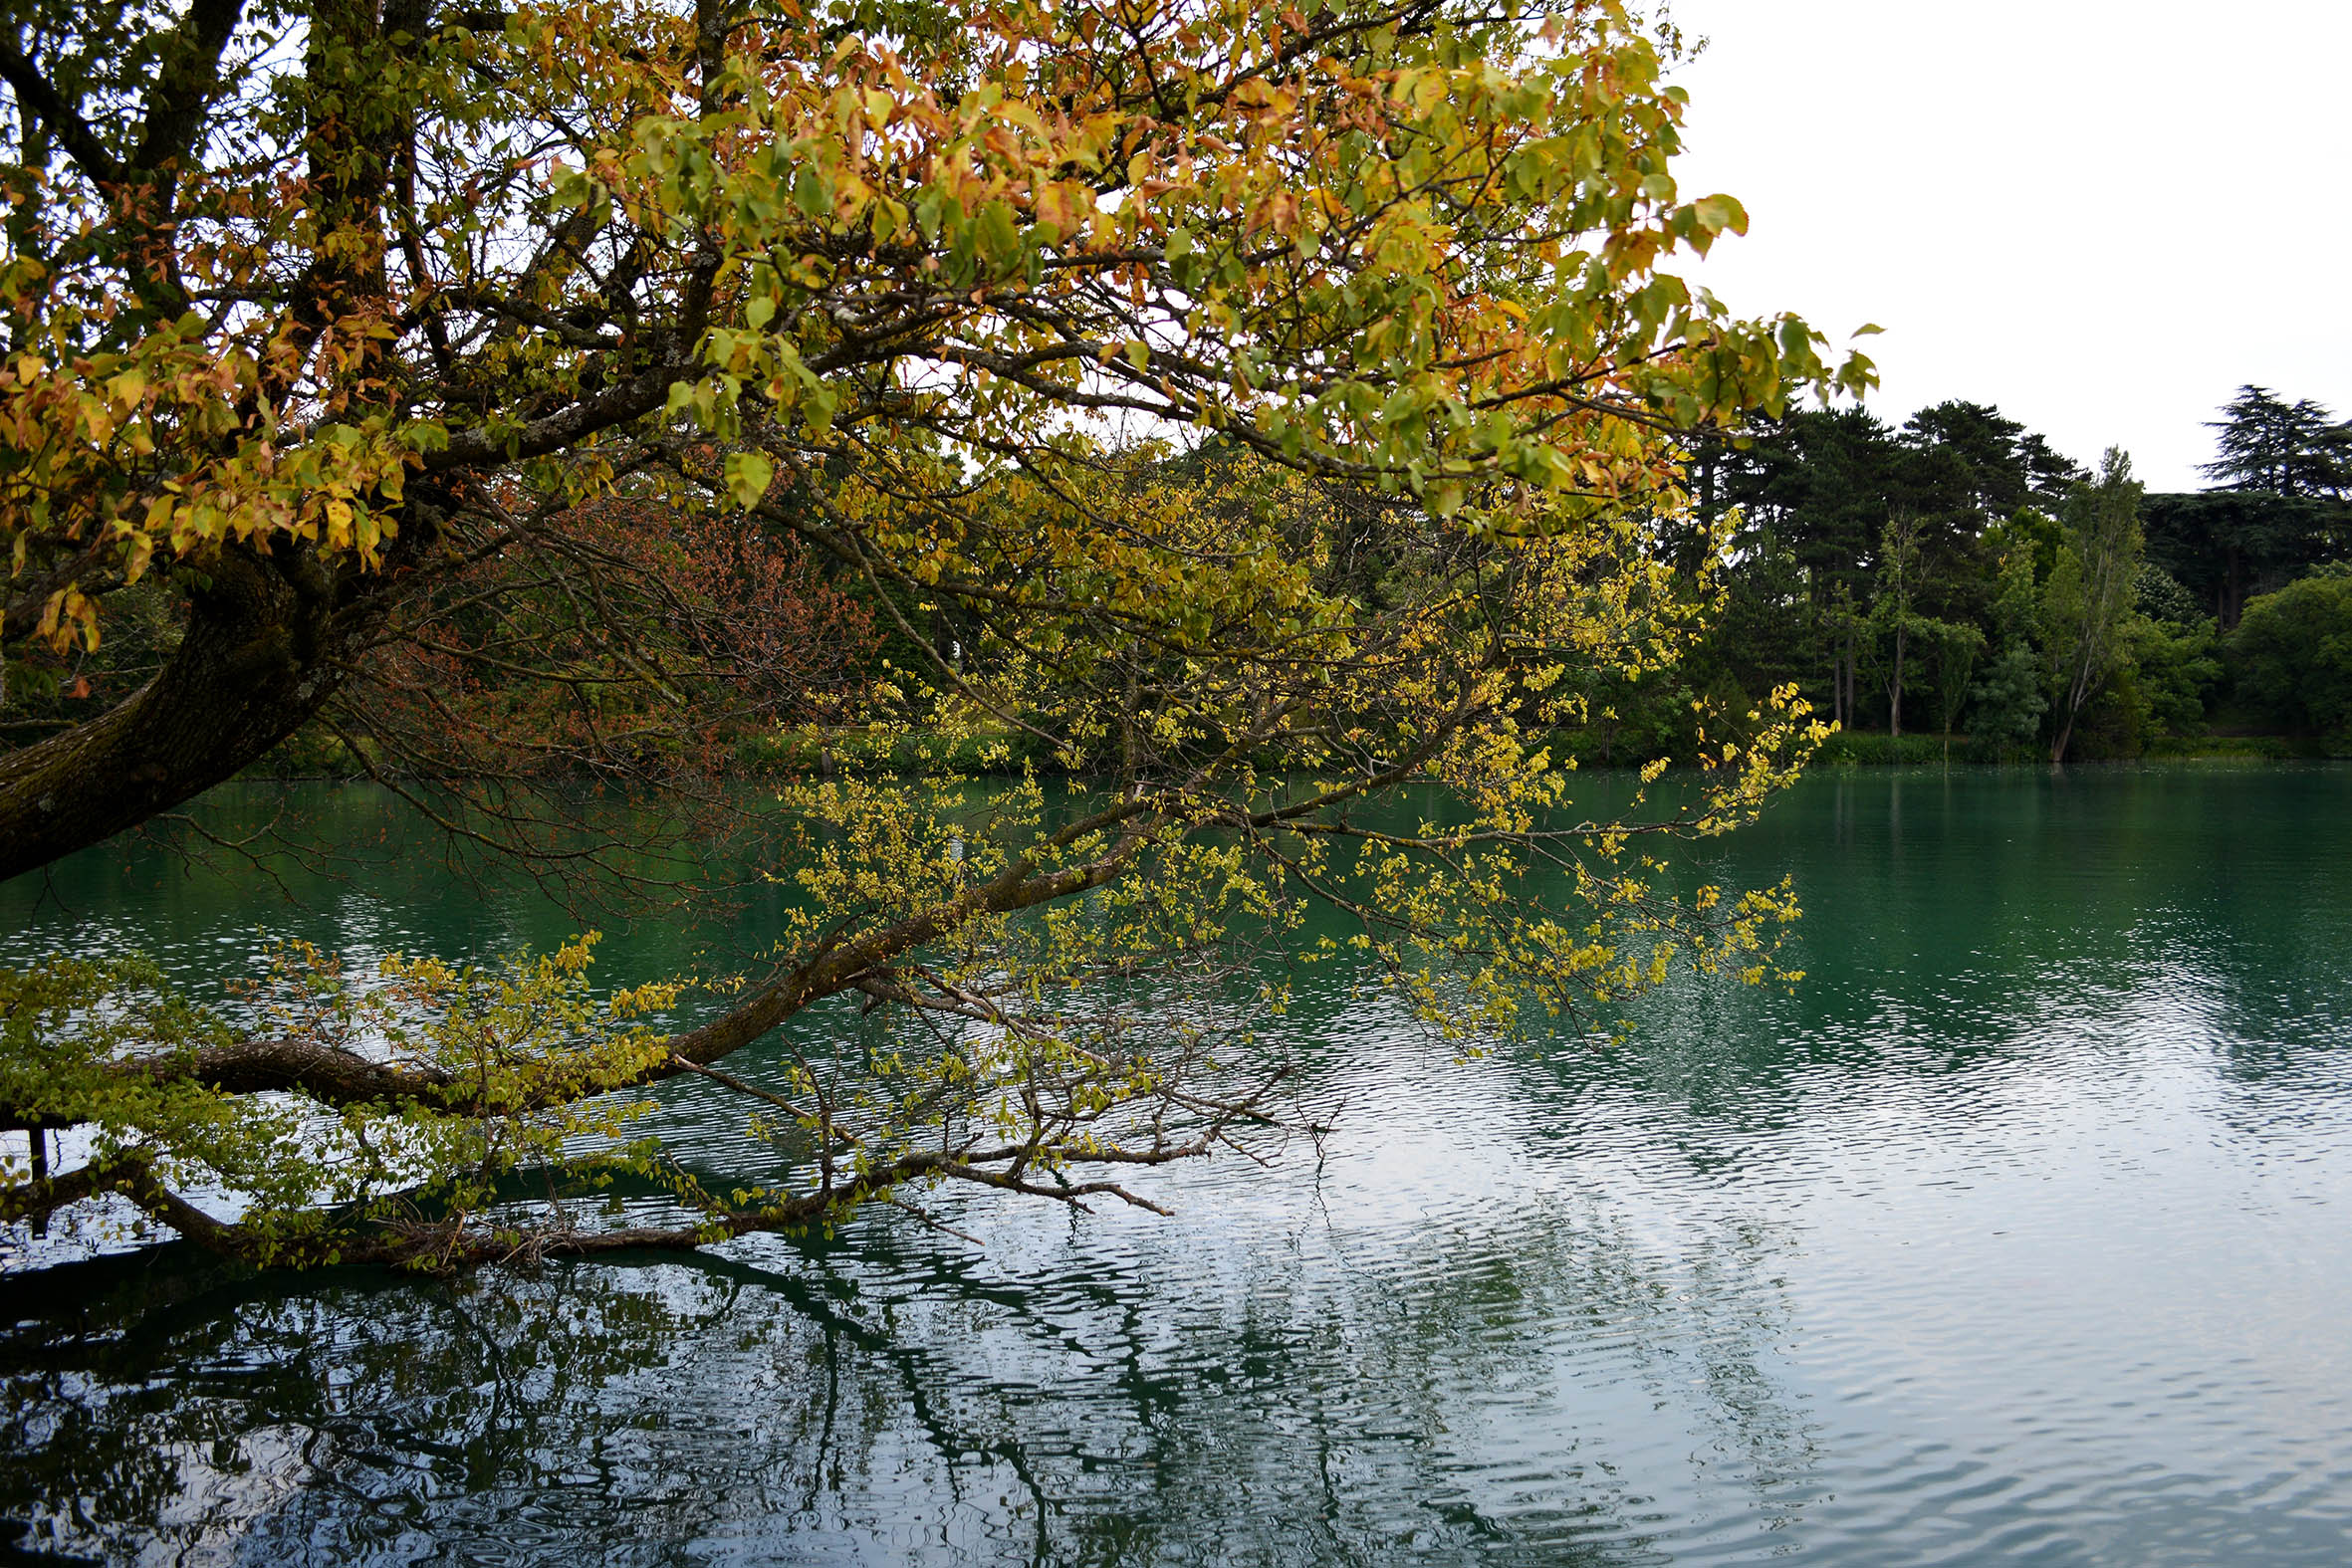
{"left": 3, "top": 1116, "right": 1248, "bottom": 1270}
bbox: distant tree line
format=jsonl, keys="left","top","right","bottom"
{"left": 1570, "top": 386, "right": 2352, "bottom": 764}
{"left": 12, "top": 376, "right": 2345, "bottom": 779}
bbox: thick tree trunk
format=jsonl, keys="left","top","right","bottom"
{"left": 0, "top": 545, "right": 381, "bottom": 882}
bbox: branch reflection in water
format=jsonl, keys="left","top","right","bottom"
{"left": 1, "top": 1174, "right": 1814, "bottom": 1564}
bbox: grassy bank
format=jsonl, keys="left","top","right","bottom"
{"left": 250, "top": 719, "right": 2340, "bottom": 783}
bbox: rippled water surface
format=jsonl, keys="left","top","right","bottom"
{"left": 5, "top": 766, "right": 2351, "bottom": 1565}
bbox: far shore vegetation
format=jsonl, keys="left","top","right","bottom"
{"left": 166, "top": 384, "right": 2352, "bottom": 783}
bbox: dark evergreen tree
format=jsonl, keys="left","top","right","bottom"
{"left": 1700, "top": 408, "right": 1901, "bottom": 728}
{"left": 1694, "top": 400, "right": 2085, "bottom": 738}
{"left": 2201, "top": 386, "right": 2347, "bottom": 499}
{"left": 1899, "top": 401, "right": 2085, "bottom": 518}
{"left": 2141, "top": 490, "right": 2338, "bottom": 628}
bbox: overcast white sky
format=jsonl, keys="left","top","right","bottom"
{"left": 1665, "top": 0, "right": 2352, "bottom": 491}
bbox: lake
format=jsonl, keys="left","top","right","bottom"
{"left": 4, "top": 765, "right": 2350, "bottom": 1565}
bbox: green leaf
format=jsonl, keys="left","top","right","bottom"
{"left": 724, "top": 450, "right": 774, "bottom": 510}
{"left": 1691, "top": 194, "right": 1747, "bottom": 236}
{"left": 977, "top": 200, "right": 1021, "bottom": 267}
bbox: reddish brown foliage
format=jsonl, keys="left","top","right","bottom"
{"left": 344, "top": 497, "right": 875, "bottom": 784}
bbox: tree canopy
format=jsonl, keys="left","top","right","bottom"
{"left": 2230, "top": 565, "right": 2352, "bottom": 746}
{"left": 0, "top": 0, "right": 1867, "bottom": 1268}
{"left": 2201, "top": 385, "right": 2350, "bottom": 500}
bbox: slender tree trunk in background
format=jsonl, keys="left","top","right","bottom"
{"left": 1889, "top": 625, "right": 1905, "bottom": 738}
{"left": 2047, "top": 449, "right": 2145, "bottom": 764}
{"left": 2050, "top": 638, "right": 2101, "bottom": 764}
{"left": 2050, "top": 687, "right": 2080, "bottom": 765}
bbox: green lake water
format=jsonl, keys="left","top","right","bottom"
{"left": 3, "top": 765, "right": 2351, "bottom": 1565}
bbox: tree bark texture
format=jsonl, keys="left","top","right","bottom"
{"left": 0, "top": 543, "right": 393, "bottom": 882}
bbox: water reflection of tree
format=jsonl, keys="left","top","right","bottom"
{"left": 1528, "top": 768, "right": 2352, "bottom": 1133}
{"left": 3, "top": 1171, "right": 1824, "bottom": 1565}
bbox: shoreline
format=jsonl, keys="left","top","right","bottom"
{"left": 234, "top": 727, "right": 2347, "bottom": 784}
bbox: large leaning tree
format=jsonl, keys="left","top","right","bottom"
{"left": 0, "top": 0, "right": 1870, "bottom": 1269}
